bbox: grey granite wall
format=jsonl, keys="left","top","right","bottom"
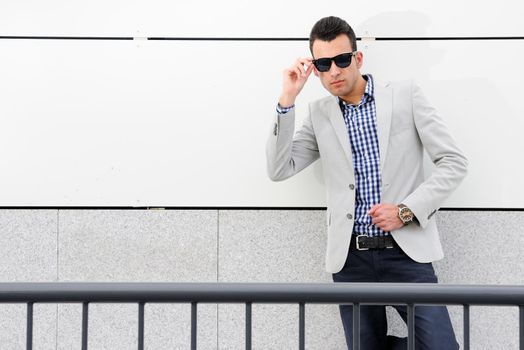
{"left": 0, "top": 209, "right": 522, "bottom": 349}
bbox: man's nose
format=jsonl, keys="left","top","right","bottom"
{"left": 329, "top": 63, "right": 341, "bottom": 77}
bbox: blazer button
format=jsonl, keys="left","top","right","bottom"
{"left": 349, "top": 184, "right": 354, "bottom": 190}
{"left": 273, "top": 123, "right": 278, "bottom": 135}
{"left": 347, "top": 213, "right": 353, "bottom": 220}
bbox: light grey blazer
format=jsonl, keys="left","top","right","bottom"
{"left": 266, "top": 79, "right": 468, "bottom": 273}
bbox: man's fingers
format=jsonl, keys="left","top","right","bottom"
{"left": 372, "top": 216, "right": 384, "bottom": 225}
{"left": 296, "top": 63, "right": 308, "bottom": 77}
{"left": 369, "top": 204, "right": 381, "bottom": 216}
{"left": 296, "top": 57, "right": 313, "bottom": 66}
{"left": 284, "top": 68, "right": 296, "bottom": 79}
{"left": 295, "top": 58, "right": 313, "bottom": 77}
{"left": 293, "top": 67, "right": 302, "bottom": 79}
{"left": 305, "top": 62, "right": 314, "bottom": 76}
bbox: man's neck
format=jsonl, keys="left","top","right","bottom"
{"left": 340, "top": 75, "right": 367, "bottom": 105}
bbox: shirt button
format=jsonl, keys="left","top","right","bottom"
{"left": 347, "top": 214, "right": 353, "bottom": 220}
{"left": 349, "top": 184, "right": 355, "bottom": 190}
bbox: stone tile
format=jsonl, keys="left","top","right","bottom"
{"left": 304, "top": 304, "right": 346, "bottom": 349}
{"left": 58, "top": 210, "right": 218, "bottom": 282}
{"left": 218, "top": 210, "right": 346, "bottom": 349}
{"left": 57, "top": 210, "right": 218, "bottom": 349}
{"left": 0, "top": 304, "right": 30, "bottom": 348}
{"left": 435, "top": 211, "right": 524, "bottom": 284}
{"left": 33, "top": 304, "right": 58, "bottom": 350}
{"left": 0, "top": 210, "right": 57, "bottom": 281}
{"left": 218, "top": 210, "right": 329, "bottom": 283}
{"left": 0, "top": 210, "right": 58, "bottom": 349}
{"left": 470, "top": 306, "right": 519, "bottom": 350}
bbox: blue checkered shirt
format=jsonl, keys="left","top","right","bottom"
{"left": 339, "top": 75, "right": 388, "bottom": 237}
{"left": 276, "top": 74, "right": 388, "bottom": 237}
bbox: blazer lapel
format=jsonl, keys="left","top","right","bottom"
{"left": 374, "top": 82, "right": 392, "bottom": 172}
{"left": 327, "top": 96, "right": 353, "bottom": 166}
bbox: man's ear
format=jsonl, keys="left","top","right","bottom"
{"left": 313, "top": 66, "right": 319, "bottom": 77}
{"left": 355, "top": 51, "right": 364, "bottom": 69}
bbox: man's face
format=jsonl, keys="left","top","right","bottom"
{"left": 311, "top": 34, "right": 363, "bottom": 99}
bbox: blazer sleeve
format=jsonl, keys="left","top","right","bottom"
{"left": 266, "top": 106, "right": 320, "bottom": 181}
{"left": 402, "top": 81, "right": 468, "bottom": 228}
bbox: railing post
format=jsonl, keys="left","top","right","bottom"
{"left": 299, "top": 302, "right": 305, "bottom": 350}
{"left": 26, "top": 302, "right": 33, "bottom": 350}
{"left": 82, "top": 302, "right": 89, "bottom": 350}
{"left": 352, "top": 303, "right": 360, "bottom": 350}
{"left": 138, "top": 302, "right": 145, "bottom": 350}
{"left": 245, "top": 302, "right": 252, "bottom": 350}
{"left": 463, "top": 304, "right": 470, "bottom": 350}
{"left": 191, "top": 302, "right": 197, "bottom": 350}
{"left": 519, "top": 305, "right": 524, "bottom": 350}
{"left": 407, "top": 304, "right": 415, "bottom": 350}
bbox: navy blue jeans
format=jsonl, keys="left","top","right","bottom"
{"left": 332, "top": 238, "right": 459, "bottom": 350}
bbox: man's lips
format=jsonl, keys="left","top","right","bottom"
{"left": 331, "top": 80, "right": 344, "bottom": 86}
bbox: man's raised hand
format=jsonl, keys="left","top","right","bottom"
{"left": 279, "top": 58, "right": 314, "bottom": 108}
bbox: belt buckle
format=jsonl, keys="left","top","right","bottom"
{"left": 356, "top": 235, "right": 369, "bottom": 251}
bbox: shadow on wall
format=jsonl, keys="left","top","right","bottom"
{"left": 355, "top": 11, "right": 522, "bottom": 208}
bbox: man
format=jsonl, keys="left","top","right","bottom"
{"left": 266, "top": 16, "right": 468, "bottom": 350}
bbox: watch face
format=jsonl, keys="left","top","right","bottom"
{"left": 399, "top": 207, "right": 414, "bottom": 222}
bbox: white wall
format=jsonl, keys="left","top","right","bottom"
{"left": 1, "top": 2, "right": 523, "bottom": 207}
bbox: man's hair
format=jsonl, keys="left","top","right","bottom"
{"left": 309, "top": 16, "right": 357, "bottom": 56}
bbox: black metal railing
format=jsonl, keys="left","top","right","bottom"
{"left": 0, "top": 282, "right": 523, "bottom": 350}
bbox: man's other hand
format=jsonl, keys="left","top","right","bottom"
{"left": 368, "top": 203, "right": 404, "bottom": 232}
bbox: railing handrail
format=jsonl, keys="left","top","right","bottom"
{"left": 0, "top": 282, "right": 523, "bottom": 305}
{"left": 1, "top": 282, "right": 523, "bottom": 350}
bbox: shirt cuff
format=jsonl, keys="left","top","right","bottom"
{"left": 276, "top": 103, "right": 295, "bottom": 114}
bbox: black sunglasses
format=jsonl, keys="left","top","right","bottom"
{"left": 312, "top": 51, "right": 357, "bottom": 72}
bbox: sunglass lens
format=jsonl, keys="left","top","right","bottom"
{"left": 334, "top": 53, "right": 352, "bottom": 68}
{"left": 314, "top": 58, "right": 331, "bottom": 72}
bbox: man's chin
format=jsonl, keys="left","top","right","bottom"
{"left": 331, "top": 90, "right": 347, "bottom": 98}
{"left": 323, "top": 84, "right": 347, "bottom": 97}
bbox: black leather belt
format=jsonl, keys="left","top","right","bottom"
{"left": 352, "top": 234, "right": 396, "bottom": 250}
